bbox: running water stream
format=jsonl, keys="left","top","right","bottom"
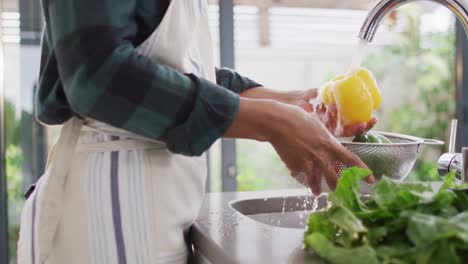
{"left": 350, "top": 38, "right": 369, "bottom": 70}
{"left": 275, "top": 39, "right": 371, "bottom": 226}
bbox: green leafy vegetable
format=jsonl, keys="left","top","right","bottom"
{"left": 305, "top": 233, "right": 379, "bottom": 264}
{"left": 328, "top": 167, "right": 371, "bottom": 211}
{"left": 353, "top": 132, "right": 392, "bottom": 144}
{"left": 304, "top": 168, "right": 468, "bottom": 263}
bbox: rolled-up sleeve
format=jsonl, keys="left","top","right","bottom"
{"left": 216, "top": 68, "right": 262, "bottom": 94}
{"left": 41, "top": 0, "right": 241, "bottom": 156}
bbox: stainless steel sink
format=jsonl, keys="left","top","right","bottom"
{"left": 229, "top": 195, "right": 330, "bottom": 229}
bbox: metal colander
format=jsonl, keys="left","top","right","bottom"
{"left": 336, "top": 132, "right": 444, "bottom": 180}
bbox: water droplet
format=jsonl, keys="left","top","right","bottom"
{"left": 281, "top": 198, "right": 286, "bottom": 214}
{"left": 312, "top": 197, "right": 319, "bottom": 211}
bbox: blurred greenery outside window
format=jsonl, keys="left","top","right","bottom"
{"left": 5, "top": 101, "right": 23, "bottom": 262}
{"left": 364, "top": 6, "right": 455, "bottom": 181}
{"left": 233, "top": 4, "right": 456, "bottom": 191}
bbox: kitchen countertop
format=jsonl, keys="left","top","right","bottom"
{"left": 188, "top": 189, "right": 330, "bottom": 264}
{"left": 188, "top": 182, "right": 443, "bottom": 264}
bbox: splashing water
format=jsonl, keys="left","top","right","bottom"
{"left": 350, "top": 38, "right": 369, "bottom": 70}
{"left": 311, "top": 197, "right": 319, "bottom": 211}
{"left": 309, "top": 38, "right": 371, "bottom": 137}
{"left": 292, "top": 41, "right": 370, "bottom": 224}
{"left": 281, "top": 198, "right": 287, "bottom": 214}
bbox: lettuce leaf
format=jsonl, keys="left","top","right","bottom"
{"left": 305, "top": 233, "right": 379, "bottom": 264}
{"left": 304, "top": 168, "right": 468, "bottom": 263}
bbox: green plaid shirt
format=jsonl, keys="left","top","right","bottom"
{"left": 37, "top": 0, "right": 260, "bottom": 156}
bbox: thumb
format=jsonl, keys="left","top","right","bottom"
{"left": 303, "top": 88, "right": 319, "bottom": 101}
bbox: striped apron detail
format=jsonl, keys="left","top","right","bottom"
{"left": 18, "top": 0, "right": 213, "bottom": 262}
{"left": 84, "top": 135, "right": 157, "bottom": 264}
{"left": 30, "top": 181, "right": 39, "bottom": 264}
{"left": 110, "top": 149, "right": 127, "bottom": 264}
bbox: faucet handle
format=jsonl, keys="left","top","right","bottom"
{"left": 463, "top": 147, "right": 468, "bottom": 182}
{"left": 449, "top": 119, "right": 458, "bottom": 153}
{"left": 438, "top": 147, "right": 468, "bottom": 183}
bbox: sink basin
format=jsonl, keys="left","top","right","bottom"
{"left": 230, "top": 195, "right": 330, "bottom": 229}
{"left": 193, "top": 184, "right": 441, "bottom": 263}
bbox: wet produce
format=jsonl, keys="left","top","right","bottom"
{"left": 319, "top": 68, "right": 382, "bottom": 126}
{"left": 353, "top": 132, "right": 391, "bottom": 143}
{"left": 304, "top": 167, "right": 468, "bottom": 264}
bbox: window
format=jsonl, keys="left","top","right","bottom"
{"left": 2, "top": 0, "right": 47, "bottom": 262}
{"left": 229, "top": 1, "right": 457, "bottom": 190}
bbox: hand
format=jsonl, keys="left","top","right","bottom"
{"left": 313, "top": 103, "right": 377, "bottom": 137}
{"left": 240, "top": 87, "right": 317, "bottom": 112}
{"left": 273, "top": 89, "right": 318, "bottom": 113}
{"left": 225, "top": 98, "right": 375, "bottom": 195}
{"left": 268, "top": 104, "right": 375, "bottom": 195}
{"left": 241, "top": 87, "right": 377, "bottom": 137}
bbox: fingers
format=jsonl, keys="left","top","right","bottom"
{"left": 290, "top": 149, "right": 375, "bottom": 195}
{"left": 341, "top": 117, "right": 378, "bottom": 137}
{"left": 307, "top": 169, "right": 322, "bottom": 196}
{"left": 341, "top": 122, "right": 367, "bottom": 137}
{"left": 298, "top": 101, "right": 314, "bottom": 113}
{"left": 303, "top": 88, "right": 319, "bottom": 101}
{"left": 324, "top": 103, "right": 338, "bottom": 134}
{"left": 321, "top": 163, "right": 339, "bottom": 191}
{"left": 290, "top": 160, "right": 323, "bottom": 196}
{"left": 365, "top": 174, "right": 376, "bottom": 184}
{"left": 303, "top": 161, "right": 321, "bottom": 195}
{"left": 312, "top": 102, "right": 326, "bottom": 116}
{"left": 289, "top": 161, "right": 323, "bottom": 195}
{"left": 314, "top": 100, "right": 379, "bottom": 137}
{"left": 341, "top": 116, "right": 378, "bottom": 137}
{"left": 291, "top": 171, "right": 307, "bottom": 186}
{"left": 289, "top": 159, "right": 313, "bottom": 185}
{"left": 365, "top": 117, "right": 378, "bottom": 131}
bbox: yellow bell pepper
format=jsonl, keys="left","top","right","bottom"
{"left": 320, "top": 67, "right": 381, "bottom": 125}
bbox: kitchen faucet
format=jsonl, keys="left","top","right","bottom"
{"left": 358, "top": 0, "right": 468, "bottom": 182}
{"left": 358, "top": 0, "right": 468, "bottom": 42}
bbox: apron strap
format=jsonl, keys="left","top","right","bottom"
{"left": 35, "top": 116, "right": 84, "bottom": 262}
{"left": 76, "top": 138, "right": 166, "bottom": 153}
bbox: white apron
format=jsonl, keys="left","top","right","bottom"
{"left": 18, "top": 0, "right": 216, "bottom": 263}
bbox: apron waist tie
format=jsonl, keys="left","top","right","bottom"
{"left": 32, "top": 118, "right": 168, "bottom": 262}
{"left": 78, "top": 124, "right": 167, "bottom": 153}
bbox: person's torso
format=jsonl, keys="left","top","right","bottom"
{"left": 36, "top": 0, "right": 174, "bottom": 125}
{"left": 125, "top": 0, "right": 172, "bottom": 47}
